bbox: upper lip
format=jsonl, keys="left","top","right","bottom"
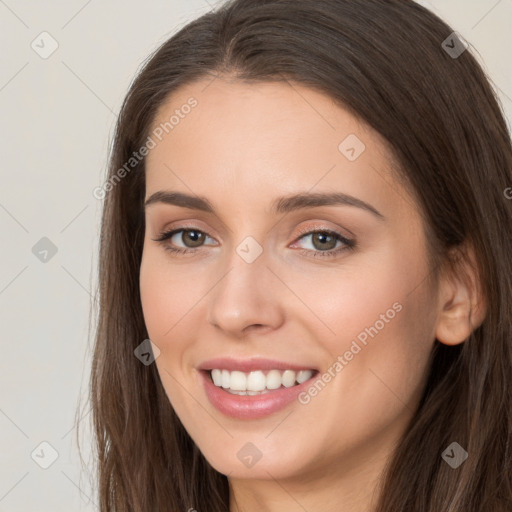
{"left": 197, "top": 357, "right": 318, "bottom": 373}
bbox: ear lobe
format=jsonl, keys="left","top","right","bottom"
{"left": 435, "top": 244, "right": 487, "bottom": 346}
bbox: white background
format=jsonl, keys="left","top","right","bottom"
{"left": 1, "top": 0, "right": 511, "bottom": 510}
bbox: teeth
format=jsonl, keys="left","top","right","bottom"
{"left": 281, "top": 369, "right": 296, "bottom": 387}
{"left": 221, "top": 369, "right": 230, "bottom": 389}
{"left": 247, "top": 370, "right": 266, "bottom": 391}
{"left": 211, "top": 369, "right": 222, "bottom": 387}
{"left": 296, "top": 370, "right": 312, "bottom": 384}
{"left": 266, "top": 369, "right": 282, "bottom": 390}
{"left": 230, "top": 371, "right": 247, "bottom": 391}
{"left": 209, "top": 368, "right": 314, "bottom": 394}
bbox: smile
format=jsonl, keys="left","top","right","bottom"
{"left": 209, "top": 368, "right": 315, "bottom": 395}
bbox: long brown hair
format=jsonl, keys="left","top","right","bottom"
{"left": 81, "top": 0, "right": 512, "bottom": 510}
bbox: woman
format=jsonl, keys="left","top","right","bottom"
{"left": 85, "top": 0, "right": 512, "bottom": 510}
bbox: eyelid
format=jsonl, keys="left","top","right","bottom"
{"left": 152, "top": 222, "right": 356, "bottom": 258}
{"left": 291, "top": 223, "right": 353, "bottom": 243}
{"left": 153, "top": 220, "right": 217, "bottom": 240}
{"left": 153, "top": 222, "right": 350, "bottom": 244}
{"left": 152, "top": 226, "right": 218, "bottom": 246}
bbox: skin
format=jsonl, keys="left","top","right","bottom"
{"left": 139, "top": 76, "right": 484, "bottom": 512}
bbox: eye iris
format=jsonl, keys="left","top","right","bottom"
{"left": 312, "top": 232, "right": 336, "bottom": 250}
{"left": 183, "top": 230, "right": 205, "bottom": 247}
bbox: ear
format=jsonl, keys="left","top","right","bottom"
{"left": 435, "top": 243, "right": 487, "bottom": 346}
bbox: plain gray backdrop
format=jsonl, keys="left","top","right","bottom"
{"left": 1, "top": 0, "right": 511, "bottom": 510}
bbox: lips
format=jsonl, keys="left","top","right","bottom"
{"left": 197, "top": 356, "right": 318, "bottom": 373}
{"left": 197, "top": 356, "right": 319, "bottom": 419}
{"left": 199, "top": 370, "right": 318, "bottom": 419}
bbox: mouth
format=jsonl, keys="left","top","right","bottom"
{"left": 199, "top": 365, "right": 319, "bottom": 420}
{"left": 197, "top": 357, "right": 320, "bottom": 419}
{"left": 202, "top": 368, "right": 319, "bottom": 395}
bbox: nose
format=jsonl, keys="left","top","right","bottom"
{"left": 207, "top": 247, "right": 286, "bottom": 337}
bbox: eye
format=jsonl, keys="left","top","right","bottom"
{"left": 152, "top": 228, "right": 217, "bottom": 255}
{"left": 291, "top": 228, "right": 355, "bottom": 259}
{"left": 152, "top": 226, "right": 356, "bottom": 259}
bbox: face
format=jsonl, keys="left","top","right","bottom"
{"left": 139, "top": 76, "right": 439, "bottom": 485}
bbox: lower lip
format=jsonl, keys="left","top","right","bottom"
{"left": 199, "top": 370, "right": 317, "bottom": 419}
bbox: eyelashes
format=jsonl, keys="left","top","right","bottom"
{"left": 152, "top": 226, "right": 356, "bottom": 260}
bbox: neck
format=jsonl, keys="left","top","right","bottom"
{"left": 228, "top": 435, "right": 395, "bottom": 512}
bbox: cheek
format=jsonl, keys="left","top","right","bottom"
{"left": 348, "top": 278, "right": 434, "bottom": 415}
{"left": 139, "top": 254, "right": 171, "bottom": 338}
{"left": 286, "top": 272, "right": 435, "bottom": 466}
{"left": 286, "top": 251, "right": 419, "bottom": 348}
{"left": 139, "top": 250, "right": 200, "bottom": 414}
{"left": 139, "top": 247, "right": 203, "bottom": 339}
{"left": 295, "top": 243, "right": 435, "bottom": 404}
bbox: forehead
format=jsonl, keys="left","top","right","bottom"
{"left": 147, "top": 77, "right": 374, "bottom": 166}
{"left": 144, "top": 77, "right": 410, "bottom": 220}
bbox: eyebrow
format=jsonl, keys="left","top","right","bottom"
{"left": 144, "top": 190, "right": 384, "bottom": 219}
